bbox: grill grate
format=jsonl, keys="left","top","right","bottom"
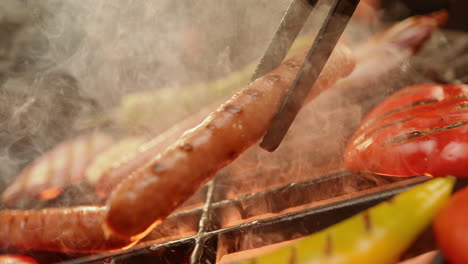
{"left": 56, "top": 171, "right": 432, "bottom": 264}
{"left": 52, "top": 171, "right": 467, "bottom": 264}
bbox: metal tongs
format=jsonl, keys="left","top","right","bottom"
{"left": 255, "top": 0, "right": 360, "bottom": 152}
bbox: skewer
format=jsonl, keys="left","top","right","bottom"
{"left": 258, "top": 0, "right": 360, "bottom": 151}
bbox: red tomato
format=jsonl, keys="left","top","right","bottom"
{"left": 344, "top": 83, "right": 468, "bottom": 177}
{"left": 434, "top": 186, "right": 468, "bottom": 264}
{"left": 0, "top": 254, "right": 38, "bottom": 264}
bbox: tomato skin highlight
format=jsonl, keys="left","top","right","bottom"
{"left": 344, "top": 83, "right": 468, "bottom": 177}
{"left": 434, "top": 186, "right": 468, "bottom": 264}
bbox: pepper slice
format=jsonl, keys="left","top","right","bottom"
{"left": 231, "top": 177, "right": 455, "bottom": 264}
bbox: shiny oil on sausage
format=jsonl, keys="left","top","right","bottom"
{"left": 0, "top": 206, "right": 134, "bottom": 253}
{"left": 2, "top": 133, "right": 114, "bottom": 207}
{"left": 104, "top": 44, "right": 356, "bottom": 239}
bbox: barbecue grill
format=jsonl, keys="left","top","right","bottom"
{"left": 66, "top": 31, "right": 468, "bottom": 264}
{"left": 25, "top": 171, "right": 462, "bottom": 264}
{"left": 1, "top": 0, "right": 468, "bottom": 263}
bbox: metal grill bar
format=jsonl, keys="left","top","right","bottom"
{"left": 190, "top": 179, "right": 219, "bottom": 264}
{"left": 58, "top": 172, "right": 439, "bottom": 264}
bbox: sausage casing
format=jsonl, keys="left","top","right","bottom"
{"left": 0, "top": 206, "right": 134, "bottom": 253}
{"left": 105, "top": 44, "right": 355, "bottom": 239}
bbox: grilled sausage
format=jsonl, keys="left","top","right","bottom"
{"left": 85, "top": 137, "right": 147, "bottom": 198}
{"left": 219, "top": 11, "right": 448, "bottom": 196}
{"left": 104, "top": 44, "right": 355, "bottom": 239}
{"left": 95, "top": 11, "right": 447, "bottom": 201}
{"left": 2, "top": 133, "right": 114, "bottom": 207}
{"left": 0, "top": 206, "right": 134, "bottom": 253}
{"left": 95, "top": 106, "right": 213, "bottom": 199}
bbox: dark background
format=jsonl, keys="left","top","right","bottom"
{"left": 383, "top": 0, "right": 468, "bottom": 31}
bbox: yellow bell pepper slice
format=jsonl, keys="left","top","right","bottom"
{"left": 232, "top": 177, "right": 455, "bottom": 264}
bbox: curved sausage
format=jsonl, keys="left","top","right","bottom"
{"left": 104, "top": 44, "right": 355, "bottom": 239}
{"left": 96, "top": 11, "right": 446, "bottom": 201}
{"left": 85, "top": 137, "right": 147, "bottom": 198}
{"left": 0, "top": 206, "right": 134, "bottom": 253}
{"left": 2, "top": 133, "right": 114, "bottom": 207}
{"left": 219, "top": 11, "right": 447, "bottom": 196}
{"left": 95, "top": 106, "right": 213, "bottom": 199}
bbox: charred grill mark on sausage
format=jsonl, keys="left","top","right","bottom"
{"left": 206, "top": 124, "right": 216, "bottom": 130}
{"left": 223, "top": 105, "right": 242, "bottom": 114}
{"left": 266, "top": 74, "right": 281, "bottom": 82}
{"left": 243, "top": 88, "right": 264, "bottom": 97}
{"left": 151, "top": 164, "right": 166, "bottom": 174}
{"left": 179, "top": 143, "right": 193, "bottom": 152}
{"left": 286, "top": 62, "right": 299, "bottom": 69}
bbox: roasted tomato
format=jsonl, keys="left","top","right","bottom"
{"left": 434, "top": 186, "right": 468, "bottom": 264}
{"left": 344, "top": 83, "right": 468, "bottom": 177}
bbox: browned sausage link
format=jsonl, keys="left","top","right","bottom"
{"left": 105, "top": 45, "right": 355, "bottom": 239}
{"left": 95, "top": 106, "right": 213, "bottom": 199}
{"left": 0, "top": 206, "right": 134, "bottom": 253}
{"left": 86, "top": 137, "right": 147, "bottom": 198}
{"left": 96, "top": 12, "right": 446, "bottom": 201}
{"left": 2, "top": 133, "right": 114, "bottom": 207}
{"left": 94, "top": 136, "right": 172, "bottom": 199}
